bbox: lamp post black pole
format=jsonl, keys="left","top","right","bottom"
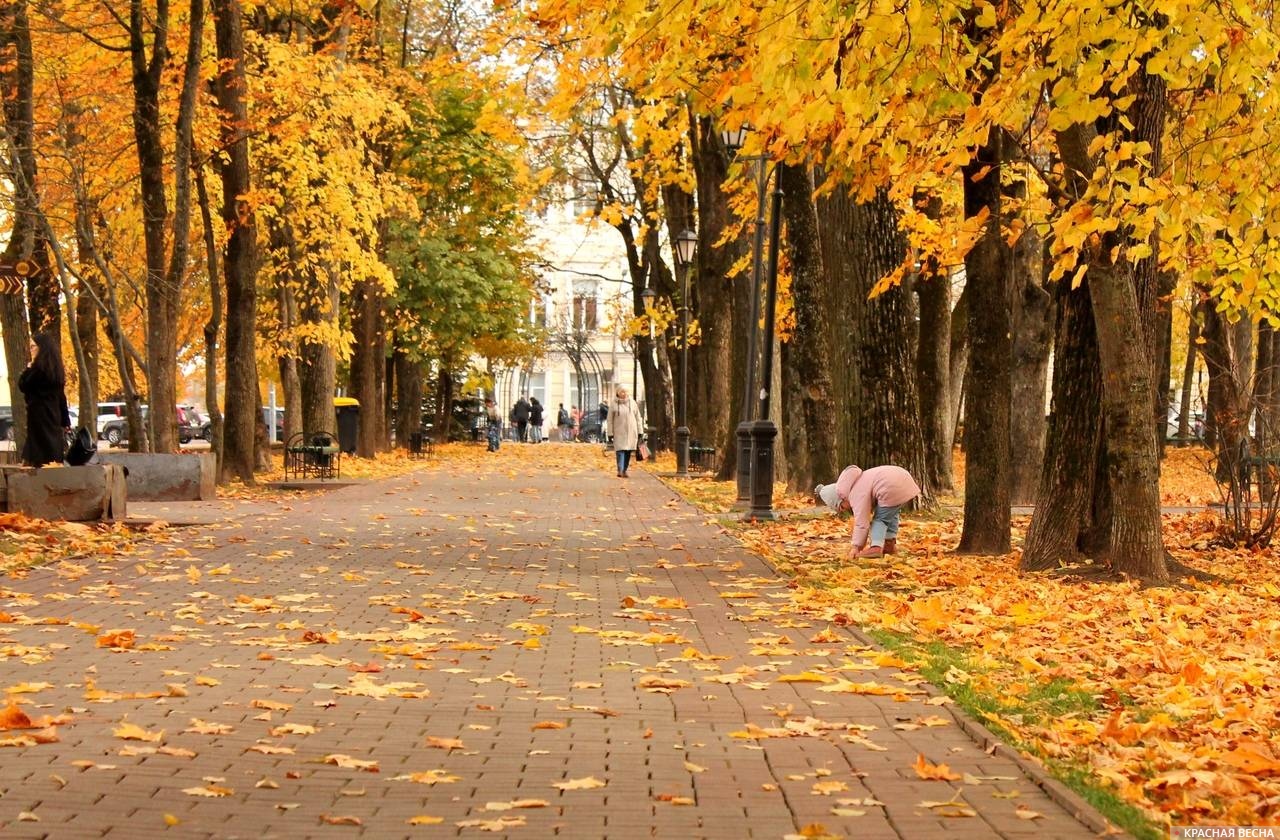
{"left": 747, "top": 182, "right": 784, "bottom": 520}
{"left": 674, "top": 230, "right": 696, "bottom": 478}
{"left": 735, "top": 158, "right": 769, "bottom": 508}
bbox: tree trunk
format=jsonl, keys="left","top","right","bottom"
{"left": 381, "top": 354, "right": 394, "bottom": 449}
{"left": 1, "top": 0, "right": 57, "bottom": 339}
{"left": 958, "top": 129, "right": 1012, "bottom": 553}
{"left": 818, "top": 187, "right": 930, "bottom": 499}
{"left": 130, "top": 0, "right": 177, "bottom": 451}
{"left": 781, "top": 341, "right": 808, "bottom": 482}
{"left": 1257, "top": 323, "right": 1279, "bottom": 454}
{"left": 688, "top": 117, "right": 735, "bottom": 464}
{"left": 1089, "top": 260, "right": 1167, "bottom": 579}
{"left": 1201, "top": 298, "right": 1247, "bottom": 480}
{"left": 299, "top": 271, "right": 339, "bottom": 437}
{"left": 778, "top": 162, "right": 836, "bottom": 491}
{"left": 1177, "top": 309, "right": 1200, "bottom": 439}
{"left": 1022, "top": 282, "right": 1104, "bottom": 570}
{"left": 350, "top": 279, "right": 381, "bottom": 457}
{"left": 947, "top": 283, "right": 970, "bottom": 455}
{"left": 195, "top": 162, "right": 224, "bottom": 473}
{"left": 1009, "top": 221, "right": 1052, "bottom": 505}
{"left": 916, "top": 268, "right": 953, "bottom": 494}
{"left": 214, "top": 0, "right": 258, "bottom": 483}
{"left": 394, "top": 347, "right": 422, "bottom": 447}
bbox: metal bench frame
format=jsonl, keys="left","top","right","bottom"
{"left": 284, "top": 431, "right": 341, "bottom": 480}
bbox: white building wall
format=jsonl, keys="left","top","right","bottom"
{"left": 499, "top": 194, "right": 647, "bottom": 434}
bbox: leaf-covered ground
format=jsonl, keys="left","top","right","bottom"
{"left": 0, "top": 442, "right": 1101, "bottom": 838}
{"left": 648, "top": 446, "right": 1273, "bottom": 832}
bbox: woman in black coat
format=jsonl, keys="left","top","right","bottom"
{"left": 18, "top": 331, "right": 70, "bottom": 467}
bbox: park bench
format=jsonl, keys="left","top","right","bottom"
{"left": 408, "top": 429, "right": 434, "bottom": 460}
{"left": 691, "top": 442, "right": 718, "bottom": 472}
{"left": 284, "top": 431, "right": 341, "bottom": 480}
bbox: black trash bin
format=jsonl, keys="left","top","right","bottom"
{"left": 334, "top": 397, "right": 359, "bottom": 455}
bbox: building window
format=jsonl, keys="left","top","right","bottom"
{"left": 531, "top": 296, "right": 549, "bottom": 329}
{"left": 573, "top": 294, "right": 598, "bottom": 332}
{"left": 528, "top": 372, "right": 547, "bottom": 407}
{"left": 572, "top": 280, "right": 598, "bottom": 332}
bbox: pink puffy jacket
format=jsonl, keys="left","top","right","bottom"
{"left": 834, "top": 465, "right": 921, "bottom": 547}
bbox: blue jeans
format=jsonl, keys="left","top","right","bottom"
{"left": 616, "top": 448, "right": 633, "bottom": 475}
{"left": 869, "top": 504, "right": 901, "bottom": 546}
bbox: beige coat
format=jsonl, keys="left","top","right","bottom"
{"left": 606, "top": 396, "right": 643, "bottom": 450}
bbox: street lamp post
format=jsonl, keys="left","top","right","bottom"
{"left": 720, "top": 124, "right": 782, "bottom": 520}
{"left": 673, "top": 229, "right": 698, "bottom": 478}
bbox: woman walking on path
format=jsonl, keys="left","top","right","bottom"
{"left": 605, "top": 387, "right": 642, "bottom": 478}
{"left": 815, "top": 464, "right": 920, "bottom": 559}
{"left": 529, "top": 398, "right": 544, "bottom": 443}
{"left": 18, "top": 331, "right": 70, "bottom": 467}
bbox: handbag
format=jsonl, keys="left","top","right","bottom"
{"left": 65, "top": 426, "right": 95, "bottom": 466}
{"left": 637, "top": 442, "right": 650, "bottom": 461}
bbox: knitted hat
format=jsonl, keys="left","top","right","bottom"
{"left": 815, "top": 483, "right": 842, "bottom": 513}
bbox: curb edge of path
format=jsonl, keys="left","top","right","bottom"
{"left": 844, "top": 627, "right": 1124, "bottom": 838}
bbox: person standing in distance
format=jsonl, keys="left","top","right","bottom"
{"left": 605, "top": 386, "right": 642, "bottom": 478}
{"left": 18, "top": 331, "right": 71, "bottom": 467}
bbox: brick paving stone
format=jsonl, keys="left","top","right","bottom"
{"left": 0, "top": 447, "right": 1118, "bottom": 839}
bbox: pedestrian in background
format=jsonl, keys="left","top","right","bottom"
{"left": 557, "top": 403, "right": 571, "bottom": 441}
{"left": 529, "top": 397, "right": 544, "bottom": 443}
{"left": 485, "top": 399, "right": 501, "bottom": 452}
{"left": 571, "top": 405, "right": 582, "bottom": 441}
{"left": 605, "top": 386, "right": 642, "bottom": 478}
{"left": 18, "top": 331, "right": 70, "bottom": 467}
{"left": 815, "top": 464, "right": 920, "bottom": 559}
{"left": 514, "top": 395, "right": 531, "bottom": 442}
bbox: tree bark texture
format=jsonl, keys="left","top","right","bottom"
{"left": 214, "top": 0, "right": 259, "bottom": 483}
{"left": 298, "top": 269, "right": 340, "bottom": 437}
{"left": 130, "top": 0, "right": 180, "bottom": 452}
{"left": 1201, "top": 297, "right": 1247, "bottom": 480}
{"left": 0, "top": 0, "right": 48, "bottom": 451}
{"left": 778, "top": 162, "right": 836, "bottom": 491}
{"left": 916, "top": 269, "right": 953, "bottom": 493}
{"left": 350, "top": 279, "right": 382, "bottom": 457}
{"left": 195, "top": 162, "right": 224, "bottom": 473}
{"left": 948, "top": 283, "right": 970, "bottom": 451}
{"left": 1022, "top": 283, "right": 1104, "bottom": 570}
{"left": 688, "top": 117, "right": 735, "bottom": 464}
{"left": 958, "top": 129, "right": 1012, "bottom": 553}
{"left": 817, "top": 187, "right": 930, "bottom": 498}
{"left": 1177, "top": 303, "right": 1200, "bottom": 439}
{"left": 393, "top": 347, "right": 422, "bottom": 447}
{"left": 1009, "top": 218, "right": 1052, "bottom": 506}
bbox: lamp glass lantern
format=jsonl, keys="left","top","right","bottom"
{"left": 675, "top": 229, "right": 698, "bottom": 268}
{"left": 719, "top": 125, "right": 748, "bottom": 155}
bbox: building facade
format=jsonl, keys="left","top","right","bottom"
{"left": 491, "top": 197, "right": 648, "bottom": 438}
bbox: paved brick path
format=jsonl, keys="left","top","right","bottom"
{"left": 0, "top": 447, "right": 1110, "bottom": 839}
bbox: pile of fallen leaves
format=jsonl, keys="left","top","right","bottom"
{"left": 724, "top": 500, "right": 1279, "bottom": 827}
{"left": 0, "top": 512, "right": 167, "bottom": 577}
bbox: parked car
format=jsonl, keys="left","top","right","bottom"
{"left": 175, "top": 406, "right": 201, "bottom": 444}
{"left": 96, "top": 401, "right": 127, "bottom": 437}
{"left": 199, "top": 408, "right": 284, "bottom": 441}
{"left": 0, "top": 406, "right": 13, "bottom": 441}
{"left": 100, "top": 405, "right": 148, "bottom": 446}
